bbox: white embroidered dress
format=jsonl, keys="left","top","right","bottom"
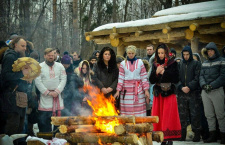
{"left": 116, "top": 59, "right": 149, "bottom": 116}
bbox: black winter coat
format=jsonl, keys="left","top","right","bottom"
{"left": 92, "top": 64, "right": 119, "bottom": 97}
{"left": 1, "top": 48, "right": 28, "bottom": 116}
{"left": 199, "top": 42, "right": 225, "bottom": 89}
{"left": 149, "top": 60, "right": 179, "bottom": 97}
{"left": 177, "top": 46, "right": 201, "bottom": 92}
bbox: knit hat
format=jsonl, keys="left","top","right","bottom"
{"left": 61, "top": 55, "right": 71, "bottom": 64}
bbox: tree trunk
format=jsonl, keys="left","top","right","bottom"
{"left": 113, "top": 0, "right": 117, "bottom": 22}
{"left": 52, "top": 0, "right": 57, "bottom": 48}
{"left": 73, "top": 0, "right": 79, "bottom": 53}
{"left": 124, "top": 0, "right": 129, "bottom": 21}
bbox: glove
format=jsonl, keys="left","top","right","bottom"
{"left": 203, "top": 85, "right": 212, "bottom": 93}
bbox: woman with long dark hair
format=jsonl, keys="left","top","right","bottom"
{"left": 92, "top": 47, "right": 119, "bottom": 98}
{"left": 149, "top": 43, "right": 181, "bottom": 145}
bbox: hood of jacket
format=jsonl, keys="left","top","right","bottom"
{"left": 201, "top": 42, "right": 220, "bottom": 60}
{"left": 181, "top": 46, "right": 193, "bottom": 63}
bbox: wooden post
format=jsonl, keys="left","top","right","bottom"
{"left": 117, "top": 45, "right": 125, "bottom": 56}
{"left": 191, "top": 37, "right": 199, "bottom": 53}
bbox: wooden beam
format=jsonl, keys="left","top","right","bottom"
{"left": 185, "top": 29, "right": 194, "bottom": 40}
{"left": 94, "top": 37, "right": 110, "bottom": 44}
{"left": 195, "top": 33, "right": 225, "bottom": 45}
{"left": 189, "top": 23, "right": 199, "bottom": 31}
{"left": 110, "top": 33, "right": 119, "bottom": 39}
{"left": 221, "top": 21, "right": 225, "bottom": 29}
{"left": 191, "top": 37, "right": 199, "bottom": 53}
{"left": 122, "top": 28, "right": 187, "bottom": 42}
{"left": 162, "top": 26, "right": 171, "bottom": 34}
{"left": 85, "top": 16, "right": 224, "bottom": 36}
{"left": 110, "top": 38, "right": 122, "bottom": 47}
{"left": 117, "top": 45, "right": 125, "bottom": 56}
{"left": 198, "top": 24, "right": 225, "bottom": 34}
{"left": 86, "top": 35, "right": 93, "bottom": 41}
{"left": 135, "top": 31, "right": 144, "bottom": 37}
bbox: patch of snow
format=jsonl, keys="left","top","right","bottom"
{"left": 154, "top": 0, "right": 225, "bottom": 16}
{"left": 93, "top": 0, "right": 225, "bottom": 32}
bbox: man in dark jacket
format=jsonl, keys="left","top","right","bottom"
{"left": 143, "top": 44, "right": 154, "bottom": 61}
{"left": 177, "top": 46, "right": 201, "bottom": 142}
{"left": 0, "top": 37, "right": 30, "bottom": 138}
{"left": 199, "top": 42, "right": 225, "bottom": 144}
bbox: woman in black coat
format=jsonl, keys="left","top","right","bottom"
{"left": 92, "top": 47, "right": 119, "bottom": 98}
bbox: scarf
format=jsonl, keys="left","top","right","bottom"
{"left": 127, "top": 56, "right": 137, "bottom": 64}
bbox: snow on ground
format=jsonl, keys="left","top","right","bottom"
{"left": 93, "top": 0, "right": 225, "bottom": 32}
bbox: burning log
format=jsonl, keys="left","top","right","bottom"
{"left": 152, "top": 131, "right": 164, "bottom": 143}
{"left": 135, "top": 116, "right": 159, "bottom": 123}
{"left": 75, "top": 125, "right": 100, "bottom": 133}
{"left": 114, "top": 123, "right": 153, "bottom": 135}
{"left": 51, "top": 116, "right": 95, "bottom": 125}
{"left": 55, "top": 133, "right": 138, "bottom": 144}
{"left": 51, "top": 116, "right": 135, "bottom": 125}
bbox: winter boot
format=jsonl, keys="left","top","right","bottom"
{"left": 179, "top": 129, "right": 186, "bottom": 141}
{"left": 193, "top": 130, "right": 201, "bottom": 142}
{"left": 221, "top": 132, "right": 225, "bottom": 144}
{"left": 204, "top": 131, "right": 217, "bottom": 143}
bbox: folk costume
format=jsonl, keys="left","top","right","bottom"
{"left": 149, "top": 47, "right": 181, "bottom": 141}
{"left": 116, "top": 57, "right": 149, "bottom": 116}
{"left": 35, "top": 61, "right": 66, "bottom": 132}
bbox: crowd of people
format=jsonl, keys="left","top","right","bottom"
{"left": 0, "top": 34, "right": 225, "bottom": 145}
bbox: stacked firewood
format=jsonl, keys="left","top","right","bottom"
{"left": 51, "top": 116, "right": 164, "bottom": 145}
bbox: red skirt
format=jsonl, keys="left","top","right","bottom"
{"left": 151, "top": 93, "right": 181, "bottom": 141}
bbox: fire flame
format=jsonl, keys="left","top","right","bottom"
{"left": 98, "top": 138, "right": 103, "bottom": 145}
{"left": 83, "top": 85, "right": 119, "bottom": 133}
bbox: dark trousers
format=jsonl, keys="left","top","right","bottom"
{"left": 38, "top": 110, "right": 57, "bottom": 132}
{"left": 178, "top": 91, "right": 201, "bottom": 132}
{"left": 4, "top": 112, "right": 25, "bottom": 136}
{"left": 0, "top": 111, "right": 7, "bottom": 134}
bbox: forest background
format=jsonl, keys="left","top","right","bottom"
{"left": 0, "top": 0, "right": 212, "bottom": 60}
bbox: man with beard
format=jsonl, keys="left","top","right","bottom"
{"left": 0, "top": 37, "right": 30, "bottom": 139}
{"left": 35, "top": 48, "right": 66, "bottom": 132}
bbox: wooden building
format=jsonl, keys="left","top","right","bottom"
{"left": 85, "top": 0, "right": 225, "bottom": 56}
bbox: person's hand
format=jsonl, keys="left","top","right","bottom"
{"left": 156, "top": 65, "right": 164, "bottom": 75}
{"left": 182, "top": 86, "right": 190, "bottom": 94}
{"left": 145, "top": 90, "right": 150, "bottom": 104}
{"left": 101, "top": 88, "right": 108, "bottom": 94}
{"left": 106, "top": 87, "right": 113, "bottom": 93}
{"left": 159, "top": 68, "right": 165, "bottom": 75}
{"left": 114, "top": 91, "right": 120, "bottom": 99}
{"left": 203, "top": 85, "right": 212, "bottom": 93}
{"left": 49, "top": 91, "right": 58, "bottom": 98}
